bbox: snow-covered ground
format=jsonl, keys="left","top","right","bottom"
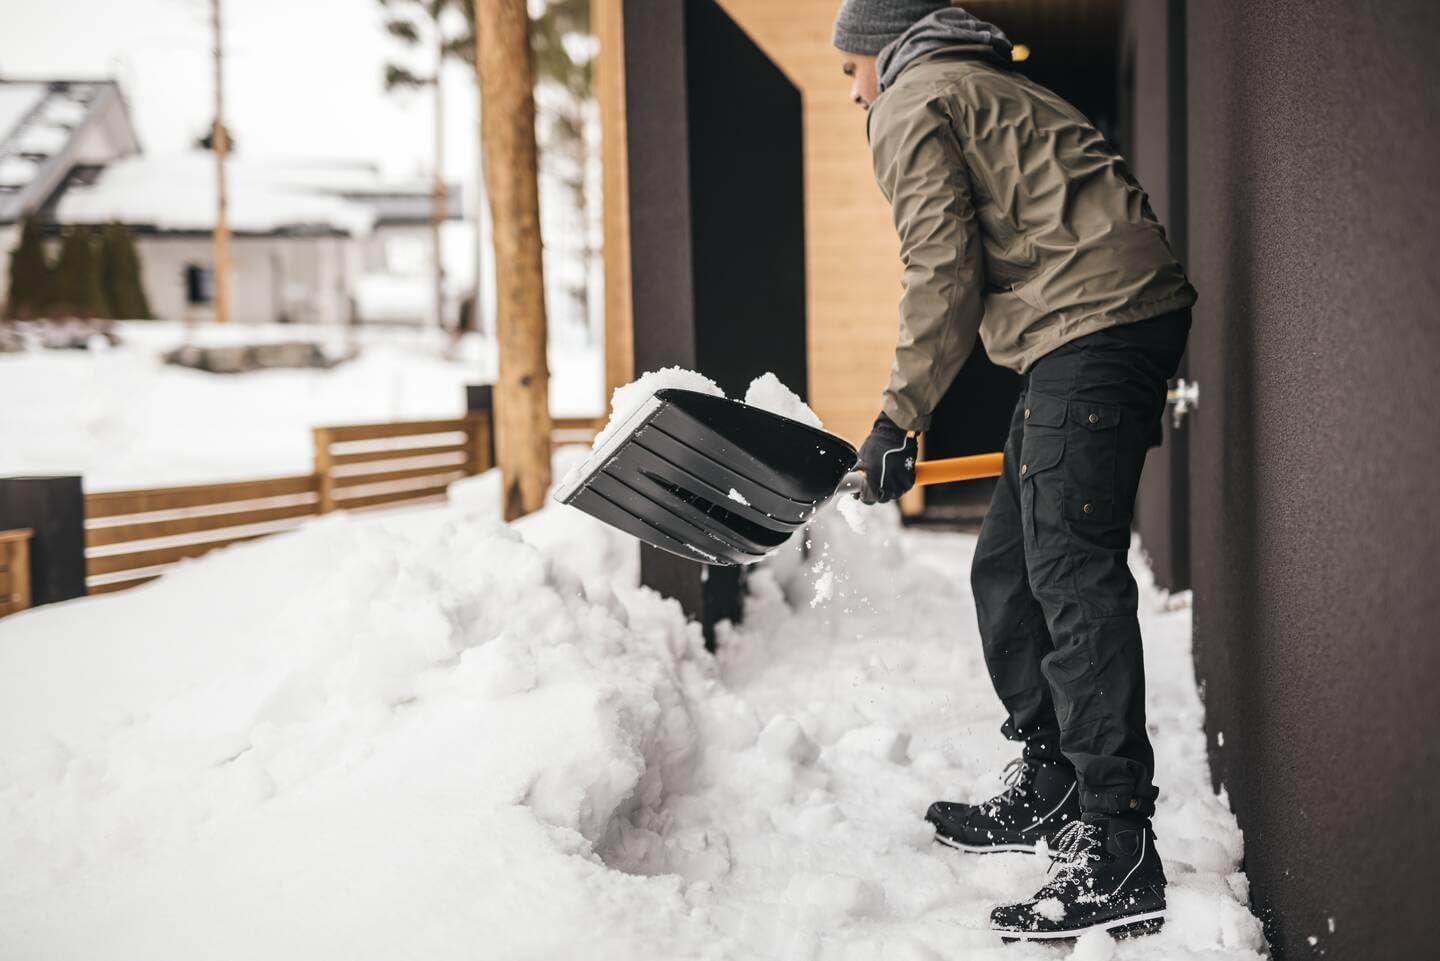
{"left": 0, "top": 449, "right": 1266, "bottom": 959}
{"left": 0, "top": 322, "right": 604, "bottom": 490}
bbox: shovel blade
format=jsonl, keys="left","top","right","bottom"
{"left": 555, "top": 388, "right": 858, "bottom": 566}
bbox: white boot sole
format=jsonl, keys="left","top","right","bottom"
{"left": 994, "top": 909, "right": 1167, "bottom": 941}
{"left": 933, "top": 833, "right": 1041, "bottom": 855}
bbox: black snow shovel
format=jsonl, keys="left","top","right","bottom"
{"left": 555, "top": 388, "right": 1004, "bottom": 566}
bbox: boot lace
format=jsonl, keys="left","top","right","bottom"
{"left": 1048, "top": 819, "right": 1102, "bottom": 883}
{"left": 979, "top": 757, "right": 1033, "bottom": 816}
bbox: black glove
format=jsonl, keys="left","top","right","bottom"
{"left": 856, "top": 412, "right": 917, "bottom": 505}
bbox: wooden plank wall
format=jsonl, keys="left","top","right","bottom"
{"left": 596, "top": 0, "right": 903, "bottom": 450}
{"left": 711, "top": 1, "right": 903, "bottom": 450}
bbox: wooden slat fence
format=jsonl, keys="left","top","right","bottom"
{"left": 0, "top": 528, "right": 33, "bottom": 617}
{"left": 313, "top": 414, "right": 488, "bottom": 515}
{"left": 552, "top": 415, "right": 609, "bottom": 447}
{"left": 76, "top": 412, "right": 606, "bottom": 599}
{"left": 85, "top": 474, "right": 323, "bottom": 595}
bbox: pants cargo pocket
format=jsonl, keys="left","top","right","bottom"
{"left": 1062, "top": 399, "right": 1131, "bottom": 552}
{"left": 1065, "top": 400, "right": 1120, "bottom": 497}
{"left": 1018, "top": 390, "right": 1068, "bottom": 551}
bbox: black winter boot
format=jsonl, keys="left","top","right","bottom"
{"left": 989, "top": 815, "right": 1168, "bottom": 941}
{"left": 926, "top": 756, "right": 1079, "bottom": 853}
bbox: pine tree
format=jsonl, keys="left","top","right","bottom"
{"left": 51, "top": 227, "right": 82, "bottom": 318}
{"left": 385, "top": 0, "right": 597, "bottom": 332}
{"left": 100, "top": 221, "right": 153, "bottom": 319}
{"left": 3, "top": 216, "right": 55, "bottom": 320}
{"left": 80, "top": 226, "right": 110, "bottom": 318}
{"left": 52, "top": 226, "right": 109, "bottom": 320}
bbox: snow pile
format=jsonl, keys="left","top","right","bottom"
{"left": 588, "top": 368, "right": 825, "bottom": 457}
{"left": 570, "top": 368, "right": 827, "bottom": 496}
{"left": 0, "top": 452, "right": 1266, "bottom": 958}
{"left": 588, "top": 366, "right": 724, "bottom": 452}
{"left": 742, "top": 372, "right": 825, "bottom": 429}
{"left": 0, "top": 507, "right": 719, "bottom": 959}
{"left": 689, "top": 507, "right": 1267, "bottom": 960}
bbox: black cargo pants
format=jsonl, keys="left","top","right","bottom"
{"left": 970, "top": 309, "right": 1191, "bottom": 817}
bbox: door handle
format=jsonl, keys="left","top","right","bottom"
{"left": 1167, "top": 378, "right": 1199, "bottom": 429}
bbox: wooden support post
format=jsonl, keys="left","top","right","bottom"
{"left": 465, "top": 385, "right": 496, "bottom": 474}
{"left": 475, "top": 0, "right": 553, "bottom": 521}
{"left": 621, "top": 0, "right": 806, "bottom": 649}
{"left": 0, "top": 528, "right": 33, "bottom": 617}
{"left": 312, "top": 428, "right": 335, "bottom": 513}
{"left": 464, "top": 413, "right": 492, "bottom": 475}
{"left": 595, "top": 0, "right": 633, "bottom": 399}
{"left": 0, "top": 476, "right": 87, "bottom": 605}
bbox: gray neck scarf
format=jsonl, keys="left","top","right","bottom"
{"left": 877, "top": 6, "right": 1013, "bottom": 92}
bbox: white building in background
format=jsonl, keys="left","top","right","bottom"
{"left": 0, "top": 75, "right": 463, "bottom": 326}
{"left": 0, "top": 78, "right": 140, "bottom": 306}
{"left": 54, "top": 153, "right": 462, "bottom": 326}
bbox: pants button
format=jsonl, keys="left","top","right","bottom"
{"left": 1020, "top": 464, "right": 1028, "bottom": 475}
{"left": 1024, "top": 408, "right": 1031, "bottom": 419}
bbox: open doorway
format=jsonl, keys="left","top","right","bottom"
{"left": 918, "top": 0, "right": 1124, "bottom": 524}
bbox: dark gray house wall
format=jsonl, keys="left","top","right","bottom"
{"left": 1168, "top": 1, "right": 1440, "bottom": 956}
{"left": 621, "top": 0, "right": 808, "bottom": 648}
{"left": 1122, "top": 0, "right": 1191, "bottom": 592}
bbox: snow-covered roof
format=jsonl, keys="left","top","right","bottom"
{"left": 0, "top": 78, "right": 141, "bottom": 224}
{"left": 257, "top": 159, "right": 464, "bottom": 225}
{"left": 55, "top": 152, "right": 378, "bottom": 237}
{"left": 0, "top": 83, "right": 47, "bottom": 145}
{"left": 15, "top": 121, "right": 70, "bottom": 155}
{"left": 0, "top": 155, "right": 40, "bottom": 190}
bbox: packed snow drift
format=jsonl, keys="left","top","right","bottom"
{"left": 0, "top": 322, "right": 604, "bottom": 489}
{"left": 0, "top": 444, "right": 1265, "bottom": 959}
{"left": 585, "top": 368, "right": 827, "bottom": 457}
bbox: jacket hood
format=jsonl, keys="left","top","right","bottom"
{"left": 877, "top": 6, "right": 1013, "bottom": 91}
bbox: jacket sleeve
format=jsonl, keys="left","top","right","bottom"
{"left": 869, "top": 97, "right": 984, "bottom": 432}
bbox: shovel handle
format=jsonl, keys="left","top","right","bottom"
{"left": 913, "top": 452, "right": 1004, "bottom": 487}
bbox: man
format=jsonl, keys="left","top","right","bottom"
{"left": 834, "top": 0, "right": 1197, "bottom": 942}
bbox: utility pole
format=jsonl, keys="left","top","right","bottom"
{"left": 431, "top": 27, "right": 447, "bottom": 332}
{"left": 210, "top": 0, "right": 231, "bottom": 323}
{"left": 475, "top": 0, "right": 552, "bottom": 520}
{"left": 474, "top": 122, "right": 487, "bottom": 336}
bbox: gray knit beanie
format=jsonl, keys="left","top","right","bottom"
{"left": 832, "top": 0, "right": 950, "bottom": 54}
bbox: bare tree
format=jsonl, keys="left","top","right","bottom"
{"left": 379, "top": 0, "right": 470, "bottom": 330}
{"left": 475, "top": 0, "right": 552, "bottom": 519}
{"left": 453, "top": 1, "right": 598, "bottom": 338}
{"left": 210, "top": 0, "right": 231, "bottom": 324}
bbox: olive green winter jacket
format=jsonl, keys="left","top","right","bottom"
{"left": 868, "top": 47, "right": 1196, "bottom": 431}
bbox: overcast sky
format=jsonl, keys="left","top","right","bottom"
{"left": 0, "top": 0, "right": 482, "bottom": 192}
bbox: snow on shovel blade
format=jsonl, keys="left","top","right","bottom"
{"left": 554, "top": 388, "right": 859, "bottom": 566}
